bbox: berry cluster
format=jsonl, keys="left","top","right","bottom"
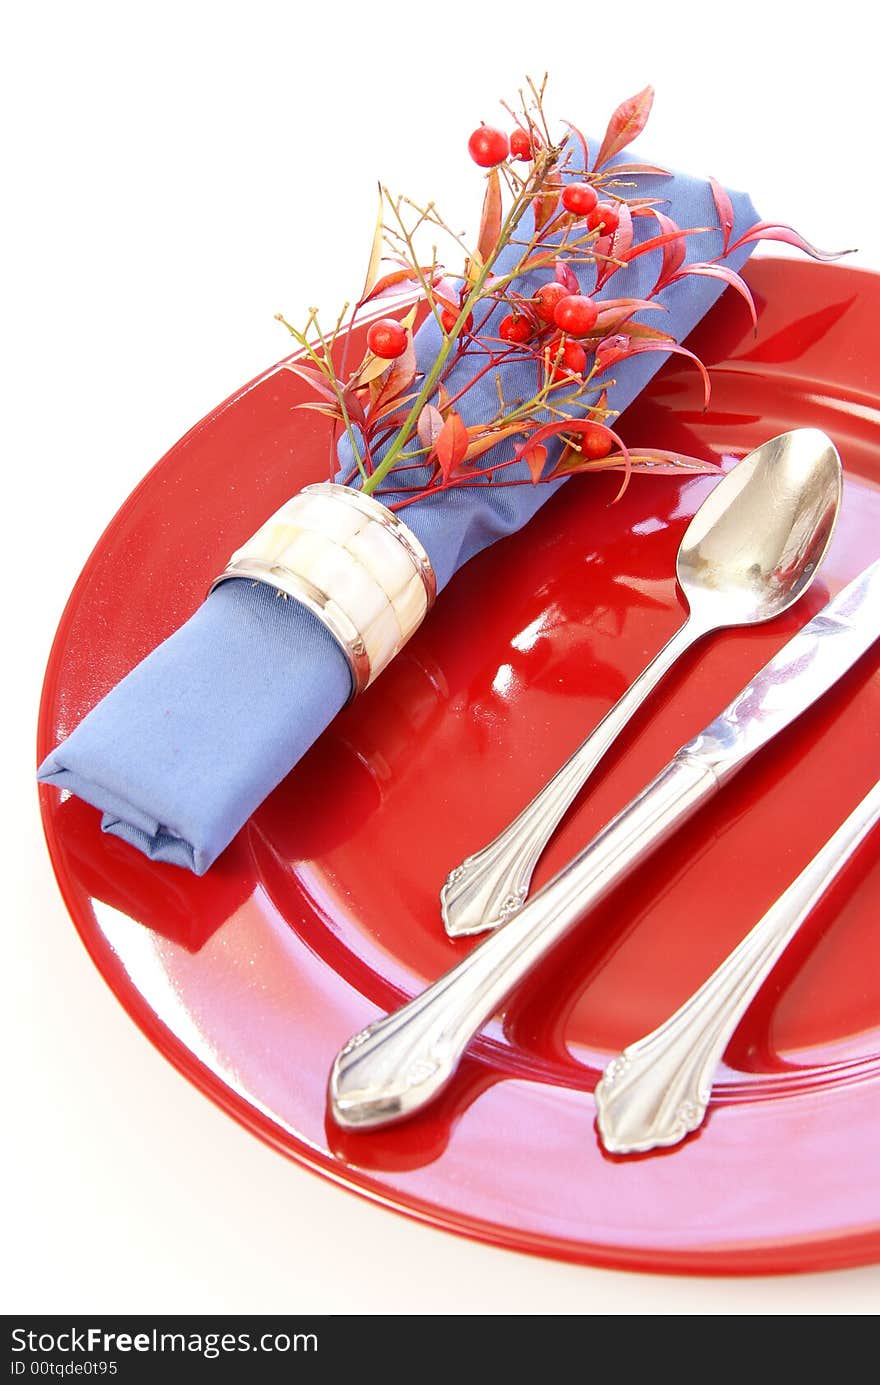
{"left": 277, "top": 78, "right": 841, "bottom": 511}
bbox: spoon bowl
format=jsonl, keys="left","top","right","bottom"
{"left": 440, "top": 428, "right": 843, "bottom": 937}
{"left": 678, "top": 428, "right": 842, "bottom": 627}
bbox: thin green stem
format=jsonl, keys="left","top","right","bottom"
{"left": 384, "top": 194, "right": 447, "bottom": 335}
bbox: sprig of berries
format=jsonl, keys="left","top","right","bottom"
{"left": 276, "top": 77, "right": 845, "bottom": 508}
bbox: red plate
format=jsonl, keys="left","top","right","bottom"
{"left": 38, "top": 259, "right": 880, "bottom": 1275}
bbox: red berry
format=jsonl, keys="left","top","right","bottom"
{"left": 548, "top": 337, "right": 588, "bottom": 380}
{"left": 498, "top": 313, "right": 533, "bottom": 344}
{"left": 509, "top": 127, "right": 541, "bottom": 160}
{"left": 552, "top": 294, "right": 598, "bottom": 337}
{"left": 587, "top": 202, "right": 620, "bottom": 235}
{"left": 561, "top": 181, "right": 599, "bottom": 216}
{"left": 366, "top": 318, "right": 408, "bottom": 359}
{"left": 580, "top": 424, "right": 613, "bottom": 459}
{"left": 534, "top": 281, "right": 569, "bottom": 323}
{"left": 467, "top": 125, "right": 509, "bottom": 168}
{"left": 441, "top": 306, "right": 474, "bottom": 335}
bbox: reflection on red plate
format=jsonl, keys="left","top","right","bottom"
{"left": 38, "top": 259, "right": 880, "bottom": 1274}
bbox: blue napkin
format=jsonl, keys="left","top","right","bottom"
{"left": 39, "top": 153, "right": 757, "bottom": 872}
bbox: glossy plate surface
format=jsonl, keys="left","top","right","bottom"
{"left": 38, "top": 259, "right": 880, "bottom": 1274}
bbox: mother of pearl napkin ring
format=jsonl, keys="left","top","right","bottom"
{"left": 209, "top": 482, "right": 437, "bottom": 698}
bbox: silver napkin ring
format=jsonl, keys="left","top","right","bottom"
{"left": 208, "top": 482, "right": 437, "bottom": 698}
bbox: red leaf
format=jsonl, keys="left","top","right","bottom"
{"left": 726, "top": 221, "right": 853, "bottom": 261}
{"left": 431, "top": 276, "right": 462, "bottom": 313}
{"left": 368, "top": 389, "right": 420, "bottom": 426}
{"left": 550, "top": 440, "right": 620, "bottom": 475}
{"left": 609, "top": 200, "right": 633, "bottom": 259}
{"left": 341, "top": 385, "right": 366, "bottom": 426}
{"left": 593, "top": 304, "right": 650, "bottom": 334}
{"left": 592, "top": 334, "right": 629, "bottom": 371}
{"left": 592, "top": 233, "right": 617, "bottom": 288}
{"left": 668, "top": 261, "right": 757, "bottom": 329}
{"left": 640, "top": 210, "right": 690, "bottom": 291}
{"left": 593, "top": 319, "right": 675, "bottom": 342}
{"left": 617, "top": 225, "right": 712, "bottom": 273}
{"left": 417, "top": 403, "right": 444, "bottom": 451}
{"left": 545, "top": 421, "right": 633, "bottom": 498}
{"left": 562, "top": 119, "right": 590, "bottom": 169}
{"left": 616, "top": 449, "right": 723, "bottom": 476}
{"left": 283, "top": 360, "right": 338, "bottom": 404}
{"left": 594, "top": 296, "right": 668, "bottom": 316}
{"left": 521, "top": 442, "right": 548, "bottom": 483}
{"left": 709, "top": 177, "right": 735, "bottom": 255}
{"left": 371, "top": 410, "right": 414, "bottom": 432}
{"left": 362, "top": 266, "right": 429, "bottom": 304}
{"left": 434, "top": 410, "right": 469, "bottom": 481}
{"left": 553, "top": 447, "right": 722, "bottom": 501}
{"left": 591, "top": 299, "right": 672, "bottom": 336}
{"left": 594, "top": 86, "right": 654, "bottom": 171}
{"left": 518, "top": 418, "right": 630, "bottom": 476}
{"left": 594, "top": 336, "right": 711, "bottom": 409}
{"left": 554, "top": 257, "right": 580, "bottom": 293}
{"left": 477, "top": 168, "right": 503, "bottom": 262}
{"left": 603, "top": 161, "right": 671, "bottom": 177}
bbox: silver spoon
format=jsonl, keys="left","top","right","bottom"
{"left": 441, "top": 429, "right": 843, "bottom": 938}
{"left": 595, "top": 777, "right": 880, "bottom": 1155}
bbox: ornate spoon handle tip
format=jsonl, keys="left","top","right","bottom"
{"left": 441, "top": 619, "right": 702, "bottom": 938}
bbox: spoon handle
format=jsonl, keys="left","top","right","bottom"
{"left": 594, "top": 778, "right": 880, "bottom": 1155}
{"left": 330, "top": 752, "right": 717, "bottom": 1130}
{"left": 440, "top": 616, "right": 704, "bottom": 938}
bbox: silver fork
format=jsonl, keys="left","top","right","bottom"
{"left": 595, "top": 777, "right": 880, "bottom": 1155}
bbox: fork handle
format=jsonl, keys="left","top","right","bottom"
{"left": 595, "top": 777, "right": 880, "bottom": 1154}
{"left": 440, "top": 616, "right": 704, "bottom": 938}
{"left": 330, "top": 752, "right": 716, "bottom": 1130}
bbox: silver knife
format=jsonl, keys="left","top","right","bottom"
{"left": 330, "top": 557, "right": 880, "bottom": 1130}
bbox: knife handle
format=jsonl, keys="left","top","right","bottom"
{"left": 330, "top": 752, "right": 717, "bottom": 1130}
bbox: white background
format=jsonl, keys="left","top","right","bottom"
{"left": 5, "top": 1, "right": 879, "bottom": 1315}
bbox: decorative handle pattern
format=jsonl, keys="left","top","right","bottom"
{"left": 440, "top": 619, "right": 704, "bottom": 938}
{"left": 331, "top": 755, "right": 716, "bottom": 1130}
{"left": 595, "top": 777, "right": 880, "bottom": 1155}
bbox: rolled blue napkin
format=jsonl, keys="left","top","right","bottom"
{"left": 39, "top": 152, "right": 758, "bottom": 872}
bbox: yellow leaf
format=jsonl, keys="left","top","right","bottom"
{"left": 463, "top": 424, "right": 527, "bottom": 461}
{"left": 356, "top": 353, "right": 392, "bottom": 387}
{"left": 465, "top": 250, "right": 484, "bottom": 287}
{"left": 361, "top": 183, "right": 385, "bottom": 299}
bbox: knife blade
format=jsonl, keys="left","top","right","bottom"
{"left": 330, "top": 556, "right": 880, "bottom": 1130}
{"left": 682, "top": 555, "right": 880, "bottom": 782}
